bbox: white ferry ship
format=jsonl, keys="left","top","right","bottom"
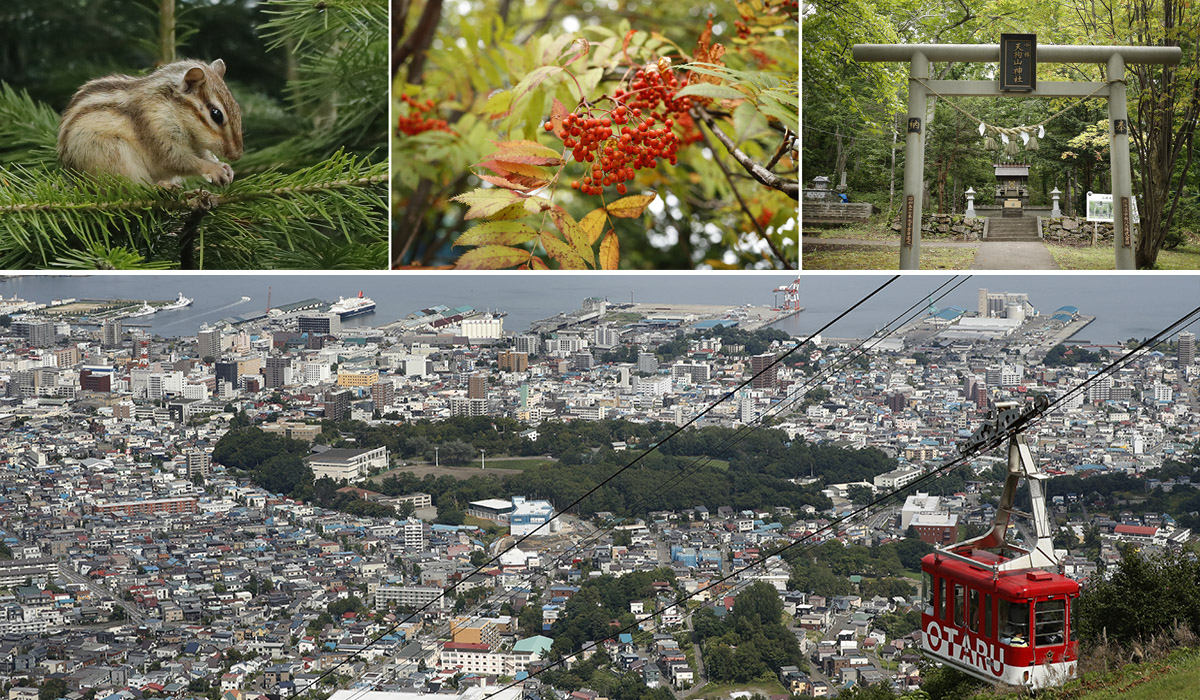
{"left": 330, "top": 291, "right": 377, "bottom": 319}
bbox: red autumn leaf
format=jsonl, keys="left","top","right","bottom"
{"left": 550, "top": 98, "right": 570, "bottom": 135}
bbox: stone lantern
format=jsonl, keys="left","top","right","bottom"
{"left": 964, "top": 187, "right": 977, "bottom": 218}
{"left": 1050, "top": 187, "right": 1062, "bottom": 217}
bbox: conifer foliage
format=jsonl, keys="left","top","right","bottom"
{"left": 0, "top": 0, "right": 387, "bottom": 270}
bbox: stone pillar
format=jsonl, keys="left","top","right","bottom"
{"left": 1108, "top": 53, "right": 1136, "bottom": 270}
{"left": 965, "top": 187, "right": 976, "bottom": 218}
{"left": 901, "top": 51, "right": 928, "bottom": 270}
{"left": 1050, "top": 187, "right": 1062, "bottom": 218}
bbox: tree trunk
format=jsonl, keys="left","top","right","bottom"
{"left": 158, "top": 0, "right": 175, "bottom": 65}
{"left": 1129, "top": 0, "right": 1199, "bottom": 268}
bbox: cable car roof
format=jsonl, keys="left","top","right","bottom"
{"left": 922, "top": 550, "right": 1079, "bottom": 598}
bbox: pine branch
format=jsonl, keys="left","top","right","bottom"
{"left": 0, "top": 150, "right": 386, "bottom": 269}
{"left": 251, "top": 0, "right": 389, "bottom": 163}
{"left": 0, "top": 82, "right": 59, "bottom": 167}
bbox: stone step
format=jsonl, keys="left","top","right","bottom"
{"left": 985, "top": 218, "right": 1039, "bottom": 241}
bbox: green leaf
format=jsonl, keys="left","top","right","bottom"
{"left": 483, "top": 90, "right": 512, "bottom": 115}
{"left": 453, "top": 222, "right": 539, "bottom": 248}
{"left": 456, "top": 245, "right": 530, "bottom": 269}
{"left": 451, "top": 188, "right": 522, "bottom": 220}
{"left": 675, "top": 84, "right": 749, "bottom": 101}
{"left": 512, "top": 65, "right": 564, "bottom": 104}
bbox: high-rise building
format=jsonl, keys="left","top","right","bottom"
{"left": 371, "top": 382, "right": 394, "bottom": 412}
{"left": 102, "top": 320, "right": 123, "bottom": 348}
{"left": 54, "top": 347, "right": 79, "bottom": 368}
{"left": 323, "top": 388, "right": 351, "bottom": 421}
{"left": 593, "top": 324, "right": 619, "bottom": 349}
{"left": 637, "top": 352, "right": 658, "bottom": 374}
{"left": 468, "top": 373, "right": 488, "bottom": 399}
{"left": 186, "top": 451, "right": 211, "bottom": 478}
{"left": 671, "top": 361, "right": 711, "bottom": 384}
{"left": 14, "top": 321, "right": 56, "bottom": 348}
{"left": 215, "top": 361, "right": 239, "bottom": 387}
{"left": 403, "top": 518, "right": 426, "bottom": 550}
{"left": 514, "top": 334, "right": 539, "bottom": 356}
{"left": 1180, "top": 331, "right": 1195, "bottom": 367}
{"left": 749, "top": 352, "right": 778, "bottom": 389}
{"left": 264, "top": 357, "right": 288, "bottom": 388}
{"left": 498, "top": 351, "right": 528, "bottom": 373}
{"left": 298, "top": 314, "right": 340, "bottom": 335}
{"left": 571, "top": 350, "right": 594, "bottom": 371}
{"left": 196, "top": 327, "right": 221, "bottom": 360}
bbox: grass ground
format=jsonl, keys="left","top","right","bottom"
{"left": 1022, "top": 649, "right": 1200, "bottom": 700}
{"left": 686, "top": 679, "right": 787, "bottom": 700}
{"left": 675, "top": 456, "right": 730, "bottom": 470}
{"left": 369, "top": 463, "right": 522, "bottom": 482}
{"left": 1047, "top": 241, "right": 1200, "bottom": 269}
{"left": 803, "top": 243, "right": 977, "bottom": 269}
{"left": 803, "top": 219, "right": 896, "bottom": 241}
{"left": 462, "top": 457, "right": 555, "bottom": 470}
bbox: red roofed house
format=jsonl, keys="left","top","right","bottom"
{"left": 1113, "top": 524, "right": 1163, "bottom": 545}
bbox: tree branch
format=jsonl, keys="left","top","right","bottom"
{"left": 0, "top": 175, "right": 387, "bottom": 216}
{"left": 692, "top": 105, "right": 799, "bottom": 200}
{"left": 393, "top": 0, "right": 443, "bottom": 82}
{"left": 765, "top": 130, "right": 794, "bottom": 172}
{"left": 694, "top": 118, "right": 788, "bottom": 268}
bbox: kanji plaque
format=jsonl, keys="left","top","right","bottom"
{"left": 1000, "top": 33, "right": 1036, "bottom": 92}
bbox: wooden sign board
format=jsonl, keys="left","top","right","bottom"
{"left": 904, "top": 196, "right": 915, "bottom": 246}
{"left": 1000, "top": 33, "right": 1036, "bottom": 92}
{"left": 1121, "top": 196, "right": 1132, "bottom": 247}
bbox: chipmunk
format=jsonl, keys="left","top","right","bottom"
{"left": 57, "top": 59, "right": 243, "bottom": 187}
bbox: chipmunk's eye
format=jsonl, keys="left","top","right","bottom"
{"left": 209, "top": 106, "right": 225, "bottom": 126}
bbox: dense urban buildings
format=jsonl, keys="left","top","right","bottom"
{"left": 0, "top": 285, "right": 1190, "bottom": 700}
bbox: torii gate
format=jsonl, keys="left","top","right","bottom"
{"left": 853, "top": 39, "right": 1181, "bottom": 269}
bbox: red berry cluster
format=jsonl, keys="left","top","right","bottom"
{"left": 614, "top": 67, "right": 693, "bottom": 117}
{"left": 397, "top": 94, "right": 452, "bottom": 136}
{"left": 735, "top": 15, "right": 752, "bottom": 39}
{"left": 543, "top": 66, "right": 711, "bottom": 196}
{"left": 545, "top": 103, "right": 679, "bottom": 196}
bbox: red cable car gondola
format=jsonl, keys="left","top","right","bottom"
{"left": 919, "top": 399, "right": 1080, "bottom": 689}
